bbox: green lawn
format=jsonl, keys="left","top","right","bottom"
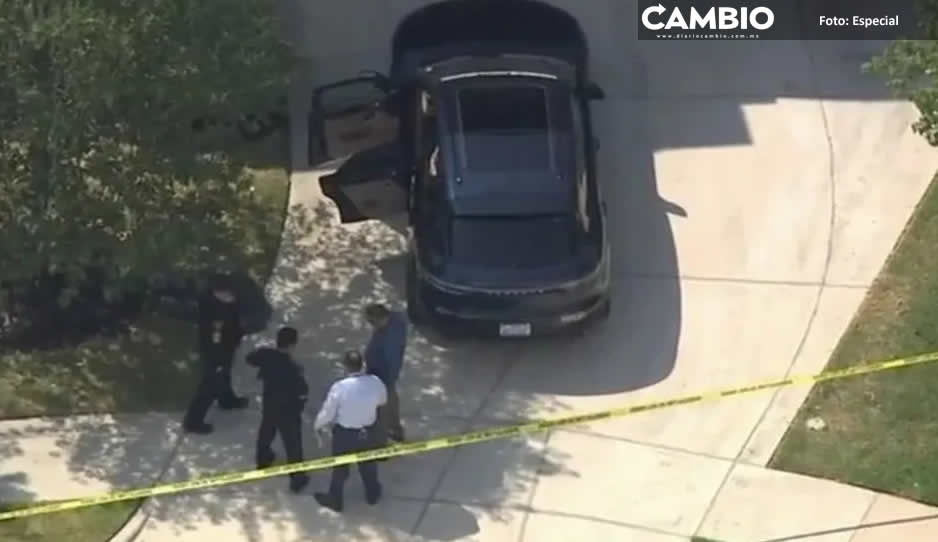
{"left": 771, "top": 174, "right": 938, "bottom": 503}
{"left": 0, "top": 131, "right": 290, "bottom": 541}
{"left": 0, "top": 502, "right": 139, "bottom": 542}
{"left": 0, "top": 133, "right": 289, "bottom": 419}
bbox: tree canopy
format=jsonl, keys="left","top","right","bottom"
{"left": 0, "top": 0, "right": 294, "bottom": 305}
{"left": 865, "top": 0, "right": 938, "bottom": 145}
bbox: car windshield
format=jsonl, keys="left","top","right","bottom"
{"left": 456, "top": 84, "right": 561, "bottom": 172}
{"left": 448, "top": 214, "right": 575, "bottom": 269}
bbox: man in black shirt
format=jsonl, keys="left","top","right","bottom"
{"left": 247, "top": 326, "right": 310, "bottom": 493}
{"left": 182, "top": 275, "right": 250, "bottom": 434}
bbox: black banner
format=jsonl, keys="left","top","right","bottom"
{"left": 637, "top": 0, "right": 929, "bottom": 40}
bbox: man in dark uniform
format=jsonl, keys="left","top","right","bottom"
{"left": 246, "top": 326, "right": 310, "bottom": 493}
{"left": 312, "top": 350, "right": 387, "bottom": 512}
{"left": 182, "top": 275, "right": 250, "bottom": 434}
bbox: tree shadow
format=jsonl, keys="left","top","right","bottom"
{"left": 0, "top": 473, "right": 33, "bottom": 505}
{"left": 2, "top": 1, "right": 914, "bottom": 540}
{"left": 78, "top": 1, "right": 678, "bottom": 539}
{"left": 0, "top": 413, "right": 180, "bottom": 506}
{"left": 35, "top": 156, "right": 574, "bottom": 539}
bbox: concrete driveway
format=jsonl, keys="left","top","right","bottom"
{"left": 128, "top": 1, "right": 938, "bottom": 541}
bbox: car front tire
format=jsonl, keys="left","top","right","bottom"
{"left": 598, "top": 296, "right": 611, "bottom": 320}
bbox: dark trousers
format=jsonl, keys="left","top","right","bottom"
{"left": 256, "top": 407, "right": 307, "bottom": 484}
{"left": 376, "top": 381, "right": 403, "bottom": 444}
{"left": 183, "top": 354, "right": 239, "bottom": 426}
{"left": 328, "top": 425, "right": 380, "bottom": 503}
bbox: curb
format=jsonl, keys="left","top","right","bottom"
{"left": 105, "top": 500, "right": 152, "bottom": 542}
{"left": 105, "top": 425, "right": 186, "bottom": 542}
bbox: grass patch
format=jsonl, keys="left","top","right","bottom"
{"left": 0, "top": 130, "right": 290, "bottom": 540}
{"left": 0, "top": 315, "right": 203, "bottom": 418}
{"left": 771, "top": 174, "right": 938, "bottom": 504}
{"left": 0, "top": 132, "right": 289, "bottom": 419}
{"left": 0, "top": 501, "right": 139, "bottom": 542}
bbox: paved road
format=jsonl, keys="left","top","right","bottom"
{"left": 4, "top": 1, "right": 938, "bottom": 541}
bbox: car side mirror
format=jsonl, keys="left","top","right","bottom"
{"left": 358, "top": 69, "right": 391, "bottom": 93}
{"left": 582, "top": 81, "right": 605, "bottom": 100}
{"left": 662, "top": 198, "right": 687, "bottom": 217}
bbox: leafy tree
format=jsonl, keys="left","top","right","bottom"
{"left": 865, "top": 0, "right": 938, "bottom": 145}
{"left": 0, "top": 0, "right": 294, "bottom": 311}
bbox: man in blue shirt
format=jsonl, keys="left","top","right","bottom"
{"left": 363, "top": 303, "right": 408, "bottom": 443}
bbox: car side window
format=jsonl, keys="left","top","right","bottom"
{"left": 412, "top": 90, "right": 441, "bottom": 222}
{"left": 421, "top": 92, "right": 441, "bottom": 187}
{"left": 570, "top": 96, "right": 590, "bottom": 233}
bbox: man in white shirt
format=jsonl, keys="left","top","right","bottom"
{"left": 312, "top": 350, "right": 387, "bottom": 512}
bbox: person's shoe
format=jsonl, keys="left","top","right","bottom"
{"left": 183, "top": 422, "right": 214, "bottom": 435}
{"left": 256, "top": 453, "right": 275, "bottom": 470}
{"left": 218, "top": 396, "right": 249, "bottom": 410}
{"left": 365, "top": 484, "right": 382, "bottom": 505}
{"left": 314, "top": 492, "right": 343, "bottom": 512}
{"left": 289, "top": 475, "right": 310, "bottom": 494}
{"left": 388, "top": 432, "right": 405, "bottom": 443}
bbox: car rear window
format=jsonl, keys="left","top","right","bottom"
{"left": 449, "top": 215, "right": 574, "bottom": 269}
{"left": 456, "top": 85, "right": 552, "bottom": 171}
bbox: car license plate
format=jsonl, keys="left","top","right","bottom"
{"left": 499, "top": 323, "right": 531, "bottom": 337}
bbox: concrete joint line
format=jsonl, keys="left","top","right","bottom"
{"left": 106, "top": 425, "right": 188, "bottom": 542}
{"left": 691, "top": 43, "right": 839, "bottom": 539}
{"left": 409, "top": 343, "right": 524, "bottom": 536}
{"left": 515, "top": 431, "right": 554, "bottom": 542}
{"left": 463, "top": 415, "right": 769, "bottom": 468}
{"left": 517, "top": 506, "right": 689, "bottom": 540}
{"left": 467, "top": 417, "right": 769, "bottom": 466}
{"left": 560, "top": 427, "right": 736, "bottom": 464}
{"left": 847, "top": 494, "right": 881, "bottom": 542}
{"left": 615, "top": 270, "right": 868, "bottom": 290}
{"left": 413, "top": 494, "right": 689, "bottom": 540}
{"left": 617, "top": 93, "right": 880, "bottom": 102}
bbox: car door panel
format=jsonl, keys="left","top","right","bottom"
{"left": 322, "top": 109, "right": 399, "bottom": 162}
{"left": 319, "top": 142, "right": 407, "bottom": 223}
{"left": 309, "top": 74, "right": 399, "bottom": 165}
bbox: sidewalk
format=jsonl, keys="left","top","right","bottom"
{"left": 2, "top": 405, "right": 937, "bottom": 541}
{"left": 0, "top": 412, "right": 180, "bottom": 505}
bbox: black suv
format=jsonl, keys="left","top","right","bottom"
{"left": 310, "top": 0, "right": 610, "bottom": 337}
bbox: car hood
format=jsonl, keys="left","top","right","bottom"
{"left": 434, "top": 214, "right": 603, "bottom": 289}
{"left": 438, "top": 245, "right": 603, "bottom": 291}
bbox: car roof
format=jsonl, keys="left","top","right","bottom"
{"left": 431, "top": 74, "right": 578, "bottom": 217}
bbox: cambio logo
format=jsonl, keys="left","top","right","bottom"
{"left": 642, "top": 3, "right": 774, "bottom": 31}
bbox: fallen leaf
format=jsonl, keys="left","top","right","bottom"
{"left": 806, "top": 417, "right": 827, "bottom": 431}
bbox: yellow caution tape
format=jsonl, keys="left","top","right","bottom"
{"left": 3, "top": 350, "right": 938, "bottom": 521}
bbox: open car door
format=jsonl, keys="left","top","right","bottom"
{"left": 309, "top": 73, "right": 400, "bottom": 165}
{"left": 319, "top": 142, "right": 406, "bottom": 223}
{"left": 312, "top": 74, "right": 407, "bottom": 224}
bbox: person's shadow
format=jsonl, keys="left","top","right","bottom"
{"left": 68, "top": 0, "right": 911, "bottom": 540}
{"left": 0, "top": 472, "right": 35, "bottom": 505}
